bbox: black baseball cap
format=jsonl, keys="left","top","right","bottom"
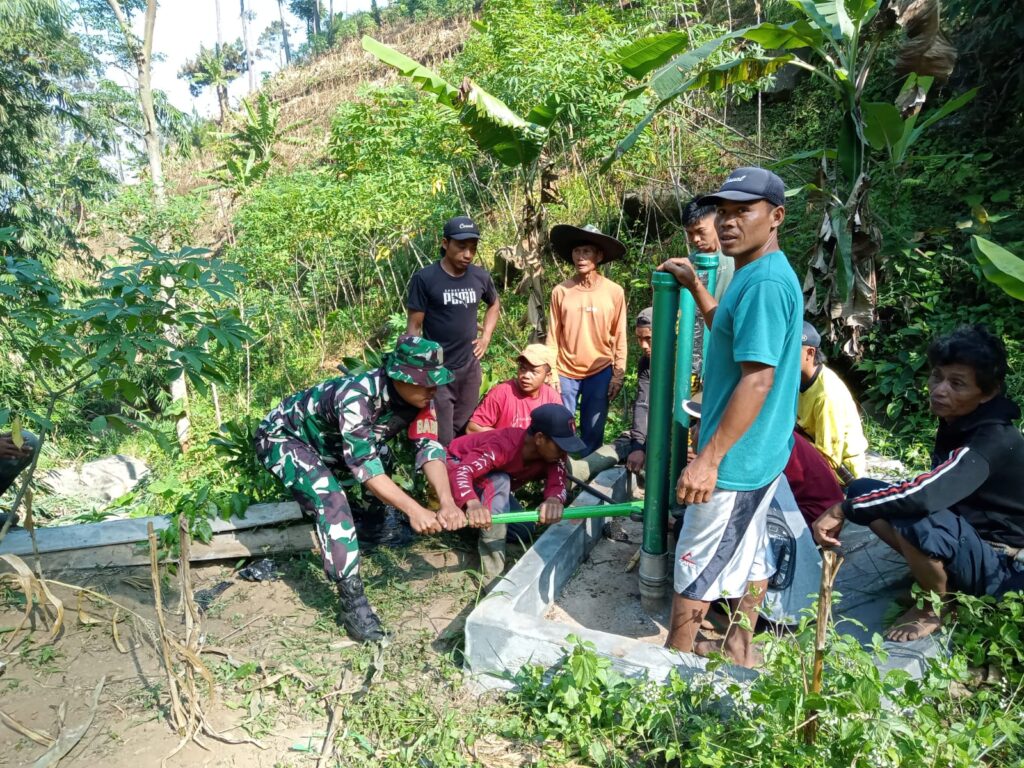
{"left": 442, "top": 215, "right": 481, "bottom": 241}
{"left": 528, "top": 404, "right": 587, "bottom": 455}
{"left": 699, "top": 167, "right": 786, "bottom": 208}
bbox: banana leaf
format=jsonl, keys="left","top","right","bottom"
{"left": 362, "top": 36, "right": 547, "bottom": 166}
{"left": 616, "top": 31, "right": 690, "bottom": 79}
{"left": 603, "top": 54, "right": 793, "bottom": 170}
{"left": 972, "top": 236, "right": 1024, "bottom": 301}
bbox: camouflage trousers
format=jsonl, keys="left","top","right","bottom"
{"left": 254, "top": 428, "right": 359, "bottom": 580}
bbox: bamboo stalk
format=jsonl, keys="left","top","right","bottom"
{"left": 803, "top": 549, "right": 844, "bottom": 745}
{"left": 148, "top": 523, "right": 186, "bottom": 733}
{"left": 179, "top": 514, "right": 199, "bottom": 738}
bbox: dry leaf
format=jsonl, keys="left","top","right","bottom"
{"left": 170, "top": 637, "right": 215, "bottom": 696}
{"left": 76, "top": 593, "right": 103, "bottom": 626}
{"left": 37, "top": 576, "right": 64, "bottom": 639}
{"left": 0, "top": 709, "right": 54, "bottom": 747}
{"left": 32, "top": 676, "right": 105, "bottom": 768}
{"left": 112, "top": 609, "right": 128, "bottom": 654}
{"left": 0, "top": 555, "right": 35, "bottom": 643}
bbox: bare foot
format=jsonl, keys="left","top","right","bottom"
{"left": 692, "top": 636, "right": 724, "bottom": 657}
{"left": 692, "top": 637, "right": 763, "bottom": 668}
{"left": 885, "top": 606, "right": 942, "bottom": 642}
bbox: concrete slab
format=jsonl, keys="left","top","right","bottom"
{"left": 464, "top": 468, "right": 943, "bottom": 690}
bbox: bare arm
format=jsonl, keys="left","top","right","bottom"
{"left": 421, "top": 458, "right": 466, "bottom": 530}
{"left": 464, "top": 421, "right": 491, "bottom": 434}
{"left": 676, "top": 362, "right": 775, "bottom": 505}
{"left": 608, "top": 290, "right": 628, "bottom": 399}
{"left": 658, "top": 258, "right": 718, "bottom": 329}
{"left": 474, "top": 296, "right": 501, "bottom": 359}
{"left": 406, "top": 310, "right": 425, "bottom": 336}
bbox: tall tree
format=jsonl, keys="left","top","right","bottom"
{"left": 104, "top": 0, "right": 164, "bottom": 204}
{"left": 240, "top": 0, "right": 255, "bottom": 93}
{"left": 87, "top": 0, "right": 197, "bottom": 451}
{"left": 259, "top": 20, "right": 289, "bottom": 68}
{"left": 290, "top": 0, "right": 322, "bottom": 36}
{"left": 277, "top": 0, "right": 293, "bottom": 64}
{"left": 0, "top": 0, "right": 100, "bottom": 255}
{"left": 215, "top": 0, "right": 223, "bottom": 52}
{"left": 179, "top": 42, "right": 247, "bottom": 125}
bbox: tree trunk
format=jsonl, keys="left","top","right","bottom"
{"left": 106, "top": 0, "right": 190, "bottom": 452}
{"left": 278, "top": 0, "right": 292, "bottom": 64}
{"left": 240, "top": 0, "right": 255, "bottom": 93}
{"left": 215, "top": 0, "right": 223, "bottom": 52}
{"left": 313, "top": 0, "right": 321, "bottom": 35}
{"left": 106, "top": 0, "right": 166, "bottom": 205}
{"left": 217, "top": 85, "right": 230, "bottom": 124}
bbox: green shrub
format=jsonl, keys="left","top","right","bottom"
{"left": 506, "top": 610, "right": 1024, "bottom": 767}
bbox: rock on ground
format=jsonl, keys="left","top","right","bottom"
{"left": 39, "top": 454, "right": 150, "bottom": 504}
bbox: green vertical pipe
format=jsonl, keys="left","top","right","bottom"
{"left": 669, "top": 286, "right": 697, "bottom": 496}
{"left": 643, "top": 272, "right": 679, "bottom": 556}
{"left": 694, "top": 252, "right": 720, "bottom": 367}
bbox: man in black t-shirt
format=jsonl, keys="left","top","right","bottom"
{"left": 406, "top": 216, "right": 501, "bottom": 445}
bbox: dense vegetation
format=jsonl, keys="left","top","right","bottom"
{"left": 1, "top": 0, "right": 1023, "bottom": 764}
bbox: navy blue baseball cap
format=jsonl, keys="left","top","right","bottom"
{"left": 801, "top": 321, "right": 822, "bottom": 348}
{"left": 442, "top": 216, "right": 481, "bottom": 241}
{"left": 699, "top": 167, "right": 786, "bottom": 207}
{"left": 528, "top": 404, "right": 587, "bottom": 455}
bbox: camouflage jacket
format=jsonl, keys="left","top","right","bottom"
{"left": 259, "top": 369, "right": 445, "bottom": 483}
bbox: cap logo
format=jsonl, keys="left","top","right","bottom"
{"left": 459, "top": 223, "right": 474, "bottom": 229}
{"left": 723, "top": 175, "right": 747, "bottom": 184}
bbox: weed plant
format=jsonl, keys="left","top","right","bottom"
{"left": 506, "top": 597, "right": 1024, "bottom": 768}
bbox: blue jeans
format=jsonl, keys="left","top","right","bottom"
{"left": 560, "top": 366, "right": 612, "bottom": 456}
{"left": 476, "top": 471, "right": 512, "bottom": 582}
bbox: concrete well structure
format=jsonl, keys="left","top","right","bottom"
{"left": 463, "top": 467, "right": 758, "bottom": 690}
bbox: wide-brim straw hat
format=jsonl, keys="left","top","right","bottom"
{"left": 549, "top": 224, "right": 626, "bottom": 265}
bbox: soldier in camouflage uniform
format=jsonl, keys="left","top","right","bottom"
{"left": 254, "top": 336, "right": 467, "bottom": 642}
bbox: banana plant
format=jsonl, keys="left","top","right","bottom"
{"left": 362, "top": 35, "right": 551, "bottom": 167}
{"left": 607, "top": 0, "right": 968, "bottom": 355}
{"left": 362, "top": 35, "right": 560, "bottom": 338}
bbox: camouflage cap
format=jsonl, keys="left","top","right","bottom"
{"left": 385, "top": 335, "right": 454, "bottom": 387}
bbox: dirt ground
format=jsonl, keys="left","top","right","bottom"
{"left": 546, "top": 519, "right": 670, "bottom": 644}
{"left": 0, "top": 537, "right": 491, "bottom": 768}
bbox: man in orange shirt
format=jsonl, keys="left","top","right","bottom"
{"left": 547, "top": 224, "right": 628, "bottom": 456}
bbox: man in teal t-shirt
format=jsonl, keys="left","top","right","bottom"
{"left": 659, "top": 166, "right": 802, "bottom": 668}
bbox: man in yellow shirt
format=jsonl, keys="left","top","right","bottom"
{"left": 546, "top": 224, "right": 628, "bottom": 456}
{"left": 797, "top": 322, "right": 868, "bottom": 483}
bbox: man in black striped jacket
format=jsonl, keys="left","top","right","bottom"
{"left": 813, "top": 325, "right": 1023, "bottom": 642}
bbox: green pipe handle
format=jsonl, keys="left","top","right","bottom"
{"left": 490, "top": 501, "right": 642, "bottom": 526}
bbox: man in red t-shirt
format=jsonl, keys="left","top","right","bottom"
{"left": 447, "top": 404, "right": 586, "bottom": 583}
{"left": 466, "top": 344, "right": 561, "bottom": 433}
{"left": 785, "top": 431, "right": 845, "bottom": 526}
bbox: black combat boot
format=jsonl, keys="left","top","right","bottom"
{"left": 336, "top": 574, "right": 386, "bottom": 643}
